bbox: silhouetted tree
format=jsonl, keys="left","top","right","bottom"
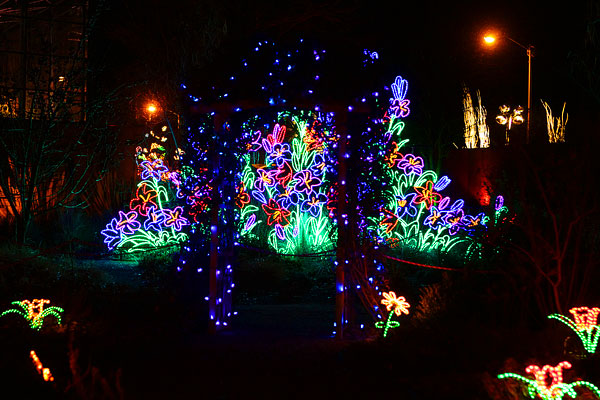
{"left": 0, "top": 1, "right": 121, "bottom": 243}
{"left": 501, "top": 145, "right": 600, "bottom": 315}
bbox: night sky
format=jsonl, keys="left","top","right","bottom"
{"left": 90, "top": 0, "right": 596, "bottom": 144}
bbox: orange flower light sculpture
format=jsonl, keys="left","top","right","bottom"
{"left": 498, "top": 361, "right": 600, "bottom": 400}
{"left": 526, "top": 362, "right": 571, "bottom": 399}
{"left": 570, "top": 307, "right": 600, "bottom": 331}
{"left": 549, "top": 307, "right": 600, "bottom": 354}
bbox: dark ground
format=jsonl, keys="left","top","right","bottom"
{"left": 1, "top": 252, "right": 599, "bottom": 400}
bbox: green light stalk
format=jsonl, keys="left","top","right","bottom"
{"left": 375, "top": 310, "right": 400, "bottom": 337}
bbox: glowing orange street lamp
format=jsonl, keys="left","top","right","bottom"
{"left": 483, "top": 35, "right": 496, "bottom": 45}
{"left": 145, "top": 102, "right": 160, "bottom": 122}
{"left": 146, "top": 103, "right": 158, "bottom": 114}
{"left": 483, "top": 32, "right": 534, "bottom": 144}
{"left": 143, "top": 101, "right": 181, "bottom": 150}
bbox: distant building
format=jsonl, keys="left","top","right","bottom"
{"left": 0, "top": 0, "right": 88, "bottom": 221}
{"left": 0, "top": 0, "right": 87, "bottom": 120}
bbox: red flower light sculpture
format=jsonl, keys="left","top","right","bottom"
{"left": 262, "top": 198, "right": 291, "bottom": 227}
{"left": 129, "top": 183, "right": 158, "bottom": 216}
{"left": 413, "top": 180, "right": 442, "bottom": 210}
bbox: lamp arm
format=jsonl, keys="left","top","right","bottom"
{"left": 505, "top": 36, "right": 529, "bottom": 51}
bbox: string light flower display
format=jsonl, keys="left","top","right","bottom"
{"left": 498, "top": 361, "right": 600, "bottom": 400}
{"left": 360, "top": 76, "right": 492, "bottom": 255}
{"left": 237, "top": 111, "right": 337, "bottom": 254}
{"left": 176, "top": 40, "right": 507, "bottom": 332}
{"left": 0, "top": 299, "right": 63, "bottom": 331}
{"left": 101, "top": 128, "right": 189, "bottom": 252}
{"left": 375, "top": 291, "right": 409, "bottom": 337}
{"left": 175, "top": 39, "right": 340, "bottom": 330}
{"left": 548, "top": 307, "right": 600, "bottom": 354}
{"left": 30, "top": 350, "right": 54, "bottom": 382}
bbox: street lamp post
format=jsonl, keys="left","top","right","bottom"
{"left": 483, "top": 34, "right": 534, "bottom": 144}
{"left": 527, "top": 45, "right": 532, "bottom": 144}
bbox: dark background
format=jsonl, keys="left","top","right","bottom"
{"left": 90, "top": 0, "right": 596, "bottom": 147}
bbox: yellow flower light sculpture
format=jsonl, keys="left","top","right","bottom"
{"left": 376, "top": 291, "right": 410, "bottom": 337}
